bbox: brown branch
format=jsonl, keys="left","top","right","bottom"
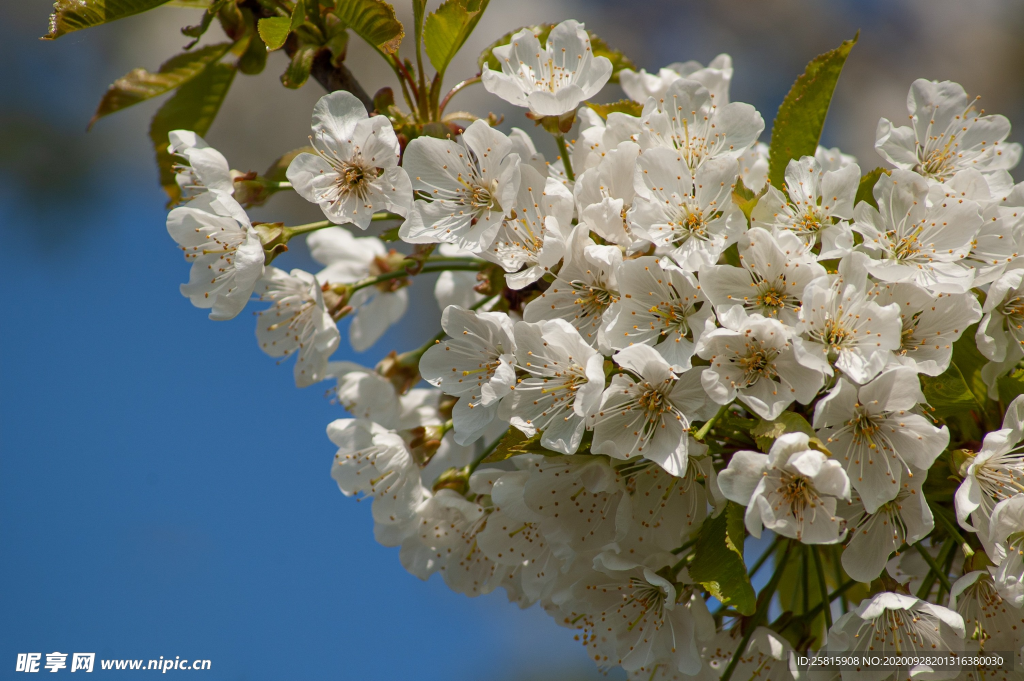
{"left": 309, "top": 49, "right": 373, "bottom": 112}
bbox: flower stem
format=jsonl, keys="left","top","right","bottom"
{"left": 438, "top": 76, "right": 481, "bottom": 117}
{"left": 915, "top": 541, "right": 953, "bottom": 594}
{"left": 929, "top": 501, "right": 974, "bottom": 557}
{"left": 554, "top": 133, "right": 575, "bottom": 182}
{"left": 349, "top": 264, "right": 481, "bottom": 293}
{"left": 694, "top": 403, "right": 731, "bottom": 442}
{"left": 468, "top": 432, "right": 505, "bottom": 474}
{"left": 812, "top": 546, "right": 833, "bottom": 632}
{"left": 719, "top": 540, "right": 794, "bottom": 681}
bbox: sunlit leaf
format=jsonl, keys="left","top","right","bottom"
{"left": 854, "top": 167, "right": 888, "bottom": 210}
{"left": 44, "top": 0, "right": 171, "bottom": 39}
{"left": 149, "top": 61, "right": 236, "bottom": 201}
{"left": 767, "top": 33, "right": 858, "bottom": 190}
{"left": 424, "top": 0, "right": 488, "bottom": 80}
{"left": 258, "top": 17, "right": 291, "bottom": 50}
{"left": 688, "top": 502, "right": 756, "bottom": 616}
{"left": 334, "top": 0, "right": 404, "bottom": 54}
{"left": 481, "top": 428, "right": 547, "bottom": 464}
{"left": 89, "top": 42, "right": 232, "bottom": 128}
{"left": 750, "top": 412, "right": 818, "bottom": 453}
{"left": 585, "top": 99, "right": 642, "bottom": 120}
{"left": 921, "top": 362, "right": 981, "bottom": 419}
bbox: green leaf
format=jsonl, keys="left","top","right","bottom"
{"left": 688, "top": 502, "right": 756, "bottom": 616}
{"left": 478, "top": 24, "right": 552, "bottom": 72}
{"left": 921, "top": 362, "right": 981, "bottom": 419}
{"left": 952, "top": 325, "right": 991, "bottom": 405}
{"left": 481, "top": 428, "right": 546, "bottom": 464}
{"left": 750, "top": 412, "right": 816, "bottom": 453}
{"left": 238, "top": 34, "right": 268, "bottom": 75}
{"left": 281, "top": 44, "right": 318, "bottom": 89}
{"left": 732, "top": 176, "right": 763, "bottom": 222}
{"left": 854, "top": 167, "right": 889, "bottom": 210}
{"left": 44, "top": 0, "right": 171, "bottom": 39}
{"left": 424, "top": 0, "right": 488, "bottom": 80}
{"left": 998, "top": 368, "right": 1024, "bottom": 405}
{"left": 587, "top": 32, "right": 635, "bottom": 84}
{"left": 767, "top": 33, "right": 858, "bottom": 190}
{"left": 334, "top": 0, "right": 404, "bottom": 55}
{"left": 258, "top": 16, "right": 291, "bottom": 50}
{"left": 89, "top": 42, "right": 232, "bottom": 128}
{"left": 412, "top": 0, "right": 427, "bottom": 58}
{"left": 585, "top": 99, "right": 643, "bottom": 120}
{"left": 149, "top": 61, "right": 236, "bottom": 201}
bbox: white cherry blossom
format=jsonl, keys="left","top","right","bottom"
{"left": 483, "top": 164, "right": 574, "bottom": 289}
{"left": 572, "top": 107, "right": 643, "bottom": 176}
{"left": 508, "top": 318, "right": 605, "bottom": 454}
{"left": 813, "top": 368, "right": 949, "bottom": 512}
{"left": 573, "top": 141, "right": 642, "bottom": 247}
{"left": 700, "top": 227, "right": 826, "bottom": 326}
{"left": 419, "top": 306, "right": 516, "bottom": 445}
{"left": 696, "top": 308, "right": 828, "bottom": 420}
{"left": 307, "top": 227, "right": 407, "bottom": 352}
{"left": 523, "top": 225, "right": 620, "bottom": 350}
{"left": 977, "top": 269, "right": 1024, "bottom": 363}
{"left": 815, "top": 145, "right": 858, "bottom": 173}
{"left": 750, "top": 155, "right": 859, "bottom": 257}
{"left": 601, "top": 256, "right": 714, "bottom": 371}
{"left": 286, "top": 91, "right": 412, "bottom": 229}
{"left": 620, "top": 54, "right": 733, "bottom": 105}
{"left": 638, "top": 78, "right": 764, "bottom": 174}
{"left": 481, "top": 20, "right": 613, "bottom": 117}
{"left": 868, "top": 282, "right": 981, "bottom": 376}
{"left": 988, "top": 494, "right": 1024, "bottom": 607}
{"left": 852, "top": 169, "right": 982, "bottom": 294}
{"left": 719, "top": 432, "right": 851, "bottom": 543}
{"left": 591, "top": 344, "right": 714, "bottom": 476}
{"left": 629, "top": 150, "right": 746, "bottom": 271}
{"left": 255, "top": 267, "right": 339, "bottom": 387}
{"left": 876, "top": 79, "right": 1022, "bottom": 190}
{"left": 737, "top": 141, "right": 769, "bottom": 193}
{"left": 400, "top": 120, "right": 521, "bottom": 252}
{"left": 944, "top": 169, "right": 1024, "bottom": 286}
{"left": 948, "top": 570, "right": 1024, "bottom": 648}
{"left": 956, "top": 395, "right": 1024, "bottom": 534}
{"left": 166, "top": 191, "right": 264, "bottom": 321}
{"left": 168, "top": 130, "right": 233, "bottom": 199}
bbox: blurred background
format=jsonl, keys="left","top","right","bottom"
{"left": 2, "top": 1, "right": 1023, "bottom": 679}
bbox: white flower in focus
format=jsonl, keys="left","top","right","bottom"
{"left": 286, "top": 91, "right": 412, "bottom": 229}
{"left": 696, "top": 309, "right": 828, "bottom": 421}
{"left": 943, "top": 169, "right": 1024, "bottom": 286}
{"left": 574, "top": 141, "right": 642, "bottom": 248}
{"left": 988, "top": 494, "right": 1024, "bottom": 607}
{"left": 750, "top": 155, "right": 860, "bottom": 256}
{"left": 509, "top": 318, "right": 605, "bottom": 454}
{"left": 977, "top": 269, "right": 1024, "bottom": 363}
{"left": 327, "top": 362, "right": 441, "bottom": 431}
{"left": 839, "top": 475, "right": 933, "bottom": 582}
{"left": 419, "top": 306, "right": 516, "bottom": 445}
{"left": 814, "top": 368, "right": 949, "bottom": 513}
{"left": 737, "top": 141, "right": 769, "bottom": 193}
{"left": 481, "top": 20, "right": 613, "bottom": 117}
{"left": 956, "top": 395, "right": 1024, "bottom": 534}
{"left": 400, "top": 120, "right": 521, "bottom": 252}
{"left": 949, "top": 570, "right": 1024, "bottom": 648}
{"left": 876, "top": 79, "right": 1022, "bottom": 189}
{"left": 629, "top": 150, "right": 746, "bottom": 271}
{"left": 798, "top": 255, "right": 903, "bottom": 384}
{"left": 483, "top": 164, "right": 574, "bottom": 289}
{"left": 700, "top": 227, "right": 826, "bottom": 326}
{"left": 166, "top": 191, "right": 264, "bottom": 321}
{"left": 853, "top": 169, "right": 982, "bottom": 294}
{"left": 591, "top": 344, "right": 714, "bottom": 476}
{"left": 168, "top": 130, "right": 233, "bottom": 199}
{"left": 307, "top": 227, "right": 407, "bottom": 352}
{"left": 602, "top": 256, "right": 714, "bottom": 371}
{"left": 572, "top": 107, "right": 644, "bottom": 176}
{"left": 827, "top": 592, "right": 965, "bottom": 679}
{"left": 869, "top": 282, "right": 981, "bottom": 376}
{"left": 523, "top": 225, "right": 620, "bottom": 350}
{"left": 255, "top": 267, "right": 339, "bottom": 387}
{"left": 639, "top": 79, "right": 764, "bottom": 174}
{"left": 719, "top": 432, "right": 851, "bottom": 543}
{"left": 620, "top": 54, "right": 733, "bottom": 104}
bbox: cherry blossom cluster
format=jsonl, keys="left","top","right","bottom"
{"left": 164, "top": 20, "right": 1024, "bottom": 681}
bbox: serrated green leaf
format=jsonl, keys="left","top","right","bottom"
{"left": 89, "top": 42, "right": 232, "bottom": 128}
{"left": 258, "top": 16, "right": 291, "bottom": 50}
{"left": 44, "top": 0, "right": 171, "bottom": 39}
{"left": 424, "top": 0, "right": 488, "bottom": 81}
{"left": 921, "top": 362, "right": 981, "bottom": 419}
{"left": 767, "top": 34, "right": 858, "bottom": 190}
{"left": 149, "top": 61, "right": 236, "bottom": 202}
{"left": 478, "top": 24, "right": 552, "bottom": 72}
{"left": 412, "top": 0, "right": 427, "bottom": 58}
{"left": 481, "top": 428, "right": 546, "bottom": 464}
{"left": 334, "top": 0, "right": 404, "bottom": 54}
{"left": 998, "top": 368, "right": 1024, "bottom": 405}
{"left": 585, "top": 99, "right": 643, "bottom": 120}
{"left": 587, "top": 32, "right": 634, "bottom": 84}
{"left": 751, "top": 412, "right": 816, "bottom": 453}
{"left": 688, "top": 502, "right": 755, "bottom": 616}
{"left": 854, "top": 167, "right": 888, "bottom": 210}
{"left": 281, "top": 44, "right": 318, "bottom": 89}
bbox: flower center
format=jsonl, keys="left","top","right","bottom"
{"left": 737, "top": 346, "right": 779, "bottom": 386}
